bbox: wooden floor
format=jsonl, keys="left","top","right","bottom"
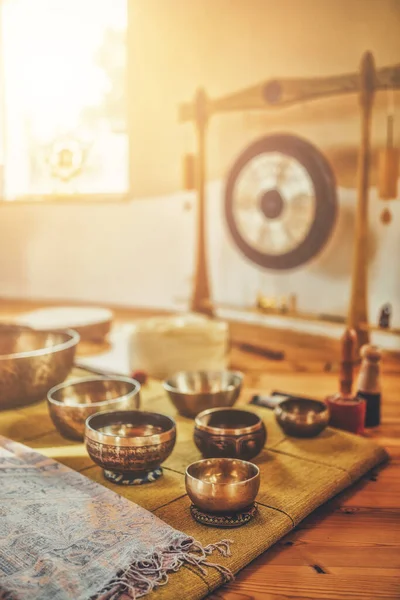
{"left": 220, "top": 332, "right": 400, "bottom": 600}
{"left": 211, "top": 372, "right": 400, "bottom": 600}
{"left": 1, "top": 299, "right": 400, "bottom": 600}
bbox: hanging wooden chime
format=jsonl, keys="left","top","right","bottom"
{"left": 378, "top": 90, "right": 399, "bottom": 224}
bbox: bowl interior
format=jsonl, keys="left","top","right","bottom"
{"left": 86, "top": 410, "right": 175, "bottom": 441}
{"left": 165, "top": 371, "right": 241, "bottom": 395}
{"left": 187, "top": 458, "right": 258, "bottom": 485}
{"left": 98, "top": 423, "right": 164, "bottom": 437}
{"left": 0, "top": 329, "right": 75, "bottom": 359}
{"left": 49, "top": 378, "right": 138, "bottom": 407}
{"left": 279, "top": 399, "right": 327, "bottom": 422}
{"left": 196, "top": 408, "right": 260, "bottom": 430}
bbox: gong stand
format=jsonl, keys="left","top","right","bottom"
{"left": 179, "top": 51, "right": 400, "bottom": 345}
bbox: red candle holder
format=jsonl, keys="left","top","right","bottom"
{"left": 325, "top": 394, "right": 366, "bottom": 435}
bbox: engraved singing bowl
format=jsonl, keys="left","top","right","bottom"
{"left": 186, "top": 458, "right": 260, "bottom": 514}
{"left": 85, "top": 410, "right": 176, "bottom": 484}
{"left": 275, "top": 398, "right": 330, "bottom": 438}
{"left": 0, "top": 326, "right": 79, "bottom": 409}
{"left": 163, "top": 370, "right": 243, "bottom": 418}
{"left": 47, "top": 376, "right": 141, "bottom": 441}
{"left": 194, "top": 407, "right": 267, "bottom": 460}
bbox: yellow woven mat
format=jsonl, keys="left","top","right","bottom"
{"left": 0, "top": 370, "right": 388, "bottom": 600}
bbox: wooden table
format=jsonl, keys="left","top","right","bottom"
{"left": 1, "top": 303, "right": 399, "bottom": 600}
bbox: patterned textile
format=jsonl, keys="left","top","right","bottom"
{"left": 0, "top": 436, "right": 232, "bottom": 600}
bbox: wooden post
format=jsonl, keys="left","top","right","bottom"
{"left": 190, "top": 88, "right": 214, "bottom": 316}
{"left": 348, "top": 52, "right": 376, "bottom": 347}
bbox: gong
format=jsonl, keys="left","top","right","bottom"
{"left": 224, "top": 134, "right": 337, "bottom": 270}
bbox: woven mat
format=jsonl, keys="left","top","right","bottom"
{"left": 0, "top": 371, "right": 388, "bottom": 600}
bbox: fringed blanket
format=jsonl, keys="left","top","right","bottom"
{"left": 0, "top": 437, "right": 232, "bottom": 600}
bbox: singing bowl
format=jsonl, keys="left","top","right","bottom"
{"left": 186, "top": 458, "right": 260, "bottom": 514}
{"left": 85, "top": 410, "right": 176, "bottom": 481}
{"left": 194, "top": 407, "right": 267, "bottom": 460}
{"left": 275, "top": 398, "right": 329, "bottom": 438}
{"left": 17, "top": 306, "right": 113, "bottom": 343}
{"left": 0, "top": 327, "right": 79, "bottom": 409}
{"left": 47, "top": 376, "right": 141, "bottom": 441}
{"left": 163, "top": 370, "right": 243, "bottom": 418}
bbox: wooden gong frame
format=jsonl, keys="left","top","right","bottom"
{"left": 179, "top": 51, "right": 400, "bottom": 345}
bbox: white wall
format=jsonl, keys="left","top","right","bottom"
{"left": 1, "top": 181, "right": 399, "bottom": 329}
{"left": 0, "top": 194, "right": 194, "bottom": 308}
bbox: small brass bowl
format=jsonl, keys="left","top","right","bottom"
{"left": 85, "top": 410, "right": 176, "bottom": 484}
{"left": 186, "top": 458, "right": 260, "bottom": 514}
{"left": 275, "top": 398, "right": 329, "bottom": 438}
{"left": 163, "top": 370, "right": 243, "bottom": 418}
{"left": 47, "top": 376, "right": 141, "bottom": 441}
{"left": 0, "top": 326, "right": 79, "bottom": 409}
{"left": 194, "top": 407, "right": 266, "bottom": 460}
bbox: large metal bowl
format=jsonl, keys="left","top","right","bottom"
{"left": 0, "top": 327, "right": 79, "bottom": 409}
{"left": 163, "top": 370, "right": 243, "bottom": 418}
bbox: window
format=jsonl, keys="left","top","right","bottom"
{"left": 0, "top": 0, "right": 129, "bottom": 201}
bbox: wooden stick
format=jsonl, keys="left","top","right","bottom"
{"left": 190, "top": 88, "right": 214, "bottom": 316}
{"left": 348, "top": 51, "right": 376, "bottom": 348}
{"left": 179, "top": 63, "right": 400, "bottom": 121}
{"left": 339, "top": 328, "right": 358, "bottom": 396}
{"left": 235, "top": 342, "right": 285, "bottom": 361}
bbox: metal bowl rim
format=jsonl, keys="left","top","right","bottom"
{"left": 0, "top": 328, "right": 80, "bottom": 361}
{"left": 195, "top": 407, "right": 264, "bottom": 435}
{"left": 185, "top": 457, "right": 260, "bottom": 486}
{"left": 85, "top": 410, "right": 176, "bottom": 447}
{"left": 47, "top": 376, "right": 141, "bottom": 408}
{"left": 163, "top": 370, "right": 243, "bottom": 395}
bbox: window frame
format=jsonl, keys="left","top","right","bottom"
{"left": 0, "top": 0, "right": 133, "bottom": 205}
